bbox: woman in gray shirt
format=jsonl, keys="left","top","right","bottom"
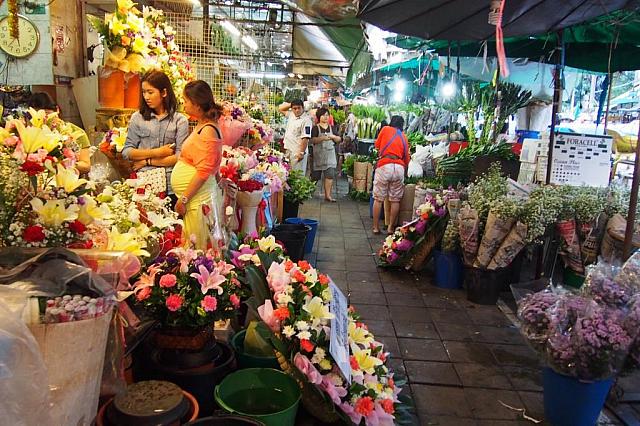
{"left": 122, "top": 70, "right": 189, "bottom": 205}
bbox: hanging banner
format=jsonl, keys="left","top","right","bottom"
{"left": 550, "top": 132, "right": 612, "bottom": 187}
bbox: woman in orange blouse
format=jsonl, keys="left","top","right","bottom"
{"left": 170, "top": 80, "right": 234, "bottom": 249}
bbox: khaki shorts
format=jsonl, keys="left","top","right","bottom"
{"left": 373, "top": 163, "right": 405, "bottom": 202}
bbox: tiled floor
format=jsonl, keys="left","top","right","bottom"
{"left": 298, "top": 178, "right": 548, "bottom": 425}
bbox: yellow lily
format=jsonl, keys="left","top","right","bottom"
{"left": 55, "top": 164, "right": 88, "bottom": 193}
{"left": 77, "top": 196, "right": 112, "bottom": 225}
{"left": 117, "top": 0, "right": 135, "bottom": 13}
{"left": 348, "top": 321, "right": 374, "bottom": 346}
{"left": 30, "top": 198, "right": 79, "bottom": 227}
{"left": 108, "top": 15, "right": 128, "bottom": 36}
{"left": 106, "top": 227, "right": 150, "bottom": 257}
{"left": 257, "top": 235, "right": 278, "bottom": 252}
{"left": 352, "top": 348, "right": 383, "bottom": 374}
{"left": 131, "top": 37, "right": 149, "bottom": 55}
{"left": 302, "top": 296, "right": 334, "bottom": 321}
{"left": 13, "top": 120, "right": 57, "bottom": 153}
{"left": 27, "top": 108, "right": 46, "bottom": 128}
{"left": 127, "top": 15, "right": 144, "bottom": 33}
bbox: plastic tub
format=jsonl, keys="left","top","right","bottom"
{"left": 464, "top": 265, "right": 511, "bottom": 305}
{"left": 433, "top": 250, "right": 463, "bottom": 289}
{"left": 230, "top": 330, "right": 279, "bottom": 370}
{"left": 214, "top": 368, "right": 300, "bottom": 426}
{"left": 270, "top": 224, "right": 310, "bottom": 262}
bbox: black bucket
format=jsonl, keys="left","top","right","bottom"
{"left": 270, "top": 224, "right": 310, "bottom": 262}
{"left": 464, "top": 265, "right": 512, "bottom": 305}
{"left": 282, "top": 199, "right": 300, "bottom": 220}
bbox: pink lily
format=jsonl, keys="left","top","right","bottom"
{"left": 215, "top": 259, "right": 234, "bottom": 276}
{"left": 190, "top": 264, "right": 226, "bottom": 295}
{"left": 132, "top": 263, "right": 161, "bottom": 295}
{"left": 168, "top": 247, "right": 197, "bottom": 273}
{"left": 293, "top": 353, "right": 322, "bottom": 385}
{"left": 230, "top": 246, "right": 255, "bottom": 268}
{"left": 257, "top": 300, "right": 280, "bottom": 332}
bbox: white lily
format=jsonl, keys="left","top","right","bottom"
{"left": 30, "top": 198, "right": 78, "bottom": 227}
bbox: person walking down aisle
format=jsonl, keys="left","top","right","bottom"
{"left": 372, "top": 115, "right": 410, "bottom": 235}
{"left": 123, "top": 70, "right": 189, "bottom": 205}
{"left": 279, "top": 99, "right": 313, "bottom": 174}
{"left": 171, "top": 80, "right": 235, "bottom": 250}
{"left": 310, "top": 107, "right": 341, "bottom": 202}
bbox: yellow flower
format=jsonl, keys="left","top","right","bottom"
{"left": 108, "top": 15, "right": 128, "bottom": 36}
{"left": 126, "top": 15, "right": 144, "bottom": 33}
{"left": 77, "top": 196, "right": 112, "bottom": 225}
{"left": 319, "top": 359, "right": 332, "bottom": 371}
{"left": 55, "top": 164, "right": 88, "bottom": 193}
{"left": 352, "top": 348, "right": 383, "bottom": 374}
{"left": 28, "top": 108, "right": 46, "bottom": 128}
{"left": 117, "top": 0, "right": 135, "bottom": 12}
{"left": 131, "top": 38, "right": 149, "bottom": 55}
{"left": 112, "top": 133, "right": 127, "bottom": 152}
{"left": 302, "top": 296, "right": 334, "bottom": 321}
{"left": 349, "top": 321, "right": 374, "bottom": 346}
{"left": 13, "top": 120, "right": 57, "bottom": 153}
{"left": 257, "top": 235, "right": 278, "bottom": 252}
{"left": 30, "top": 198, "right": 79, "bottom": 227}
{"left": 106, "top": 227, "right": 150, "bottom": 257}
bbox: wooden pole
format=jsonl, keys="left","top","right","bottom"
{"left": 622, "top": 120, "right": 640, "bottom": 260}
{"left": 545, "top": 31, "right": 563, "bottom": 184}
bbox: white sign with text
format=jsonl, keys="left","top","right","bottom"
{"left": 329, "top": 280, "right": 351, "bottom": 383}
{"left": 550, "top": 132, "right": 612, "bottom": 187}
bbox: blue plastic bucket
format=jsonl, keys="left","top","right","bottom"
{"left": 433, "top": 250, "right": 463, "bottom": 289}
{"left": 515, "top": 130, "right": 540, "bottom": 143}
{"left": 284, "top": 218, "right": 318, "bottom": 254}
{"left": 543, "top": 368, "right": 613, "bottom": 426}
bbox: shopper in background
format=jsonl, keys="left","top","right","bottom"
{"left": 279, "top": 99, "right": 313, "bottom": 174}
{"left": 372, "top": 115, "right": 410, "bottom": 235}
{"left": 310, "top": 107, "right": 341, "bottom": 202}
{"left": 171, "top": 80, "right": 234, "bottom": 249}
{"left": 338, "top": 104, "right": 357, "bottom": 174}
{"left": 123, "top": 70, "right": 189, "bottom": 205}
{"left": 28, "top": 92, "right": 92, "bottom": 174}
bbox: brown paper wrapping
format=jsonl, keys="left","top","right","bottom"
{"left": 459, "top": 206, "right": 479, "bottom": 266}
{"left": 412, "top": 188, "right": 429, "bottom": 220}
{"left": 556, "top": 219, "right": 585, "bottom": 275}
{"left": 353, "top": 162, "right": 368, "bottom": 192}
{"left": 398, "top": 184, "right": 416, "bottom": 224}
{"left": 581, "top": 214, "right": 607, "bottom": 265}
{"left": 488, "top": 222, "right": 528, "bottom": 270}
{"left": 447, "top": 198, "right": 462, "bottom": 221}
{"left": 475, "top": 211, "right": 516, "bottom": 268}
{"left": 366, "top": 162, "right": 375, "bottom": 193}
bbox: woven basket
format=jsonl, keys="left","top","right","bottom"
{"left": 407, "top": 227, "right": 445, "bottom": 272}
{"left": 275, "top": 350, "right": 341, "bottom": 424}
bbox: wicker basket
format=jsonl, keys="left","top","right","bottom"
{"left": 407, "top": 226, "right": 445, "bottom": 272}
{"left": 275, "top": 350, "right": 341, "bottom": 424}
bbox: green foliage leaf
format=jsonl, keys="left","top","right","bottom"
{"left": 244, "top": 264, "right": 270, "bottom": 304}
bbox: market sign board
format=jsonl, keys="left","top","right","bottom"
{"left": 550, "top": 132, "right": 612, "bottom": 187}
{"left": 329, "top": 280, "right": 351, "bottom": 383}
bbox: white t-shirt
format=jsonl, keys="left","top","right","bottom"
{"left": 283, "top": 111, "right": 313, "bottom": 153}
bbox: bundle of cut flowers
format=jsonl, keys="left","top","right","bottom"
{"left": 378, "top": 189, "right": 454, "bottom": 267}
{"left": 131, "top": 246, "right": 247, "bottom": 327}
{"left": 0, "top": 110, "right": 98, "bottom": 248}
{"left": 256, "top": 259, "right": 402, "bottom": 425}
{"left": 515, "top": 252, "right": 640, "bottom": 380}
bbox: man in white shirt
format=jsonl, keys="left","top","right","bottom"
{"left": 279, "top": 99, "right": 313, "bottom": 174}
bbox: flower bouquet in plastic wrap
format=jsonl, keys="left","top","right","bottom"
{"left": 378, "top": 189, "right": 456, "bottom": 270}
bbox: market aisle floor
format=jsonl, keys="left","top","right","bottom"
{"left": 299, "top": 178, "right": 548, "bottom": 425}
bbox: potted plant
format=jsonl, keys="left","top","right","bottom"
{"left": 283, "top": 170, "right": 315, "bottom": 219}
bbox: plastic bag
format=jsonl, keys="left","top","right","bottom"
{"left": 0, "top": 295, "right": 52, "bottom": 426}
{"left": 581, "top": 262, "right": 628, "bottom": 307}
{"left": 512, "top": 281, "right": 559, "bottom": 351}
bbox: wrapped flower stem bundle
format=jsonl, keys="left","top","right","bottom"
{"left": 475, "top": 198, "right": 518, "bottom": 268}
{"left": 488, "top": 221, "right": 527, "bottom": 270}
{"left": 458, "top": 206, "right": 479, "bottom": 265}
{"left": 556, "top": 219, "right": 585, "bottom": 275}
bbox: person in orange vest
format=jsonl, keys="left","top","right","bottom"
{"left": 372, "top": 115, "right": 410, "bottom": 235}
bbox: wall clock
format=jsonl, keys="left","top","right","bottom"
{"left": 0, "top": 14, "right": 39, "bottom": 58}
